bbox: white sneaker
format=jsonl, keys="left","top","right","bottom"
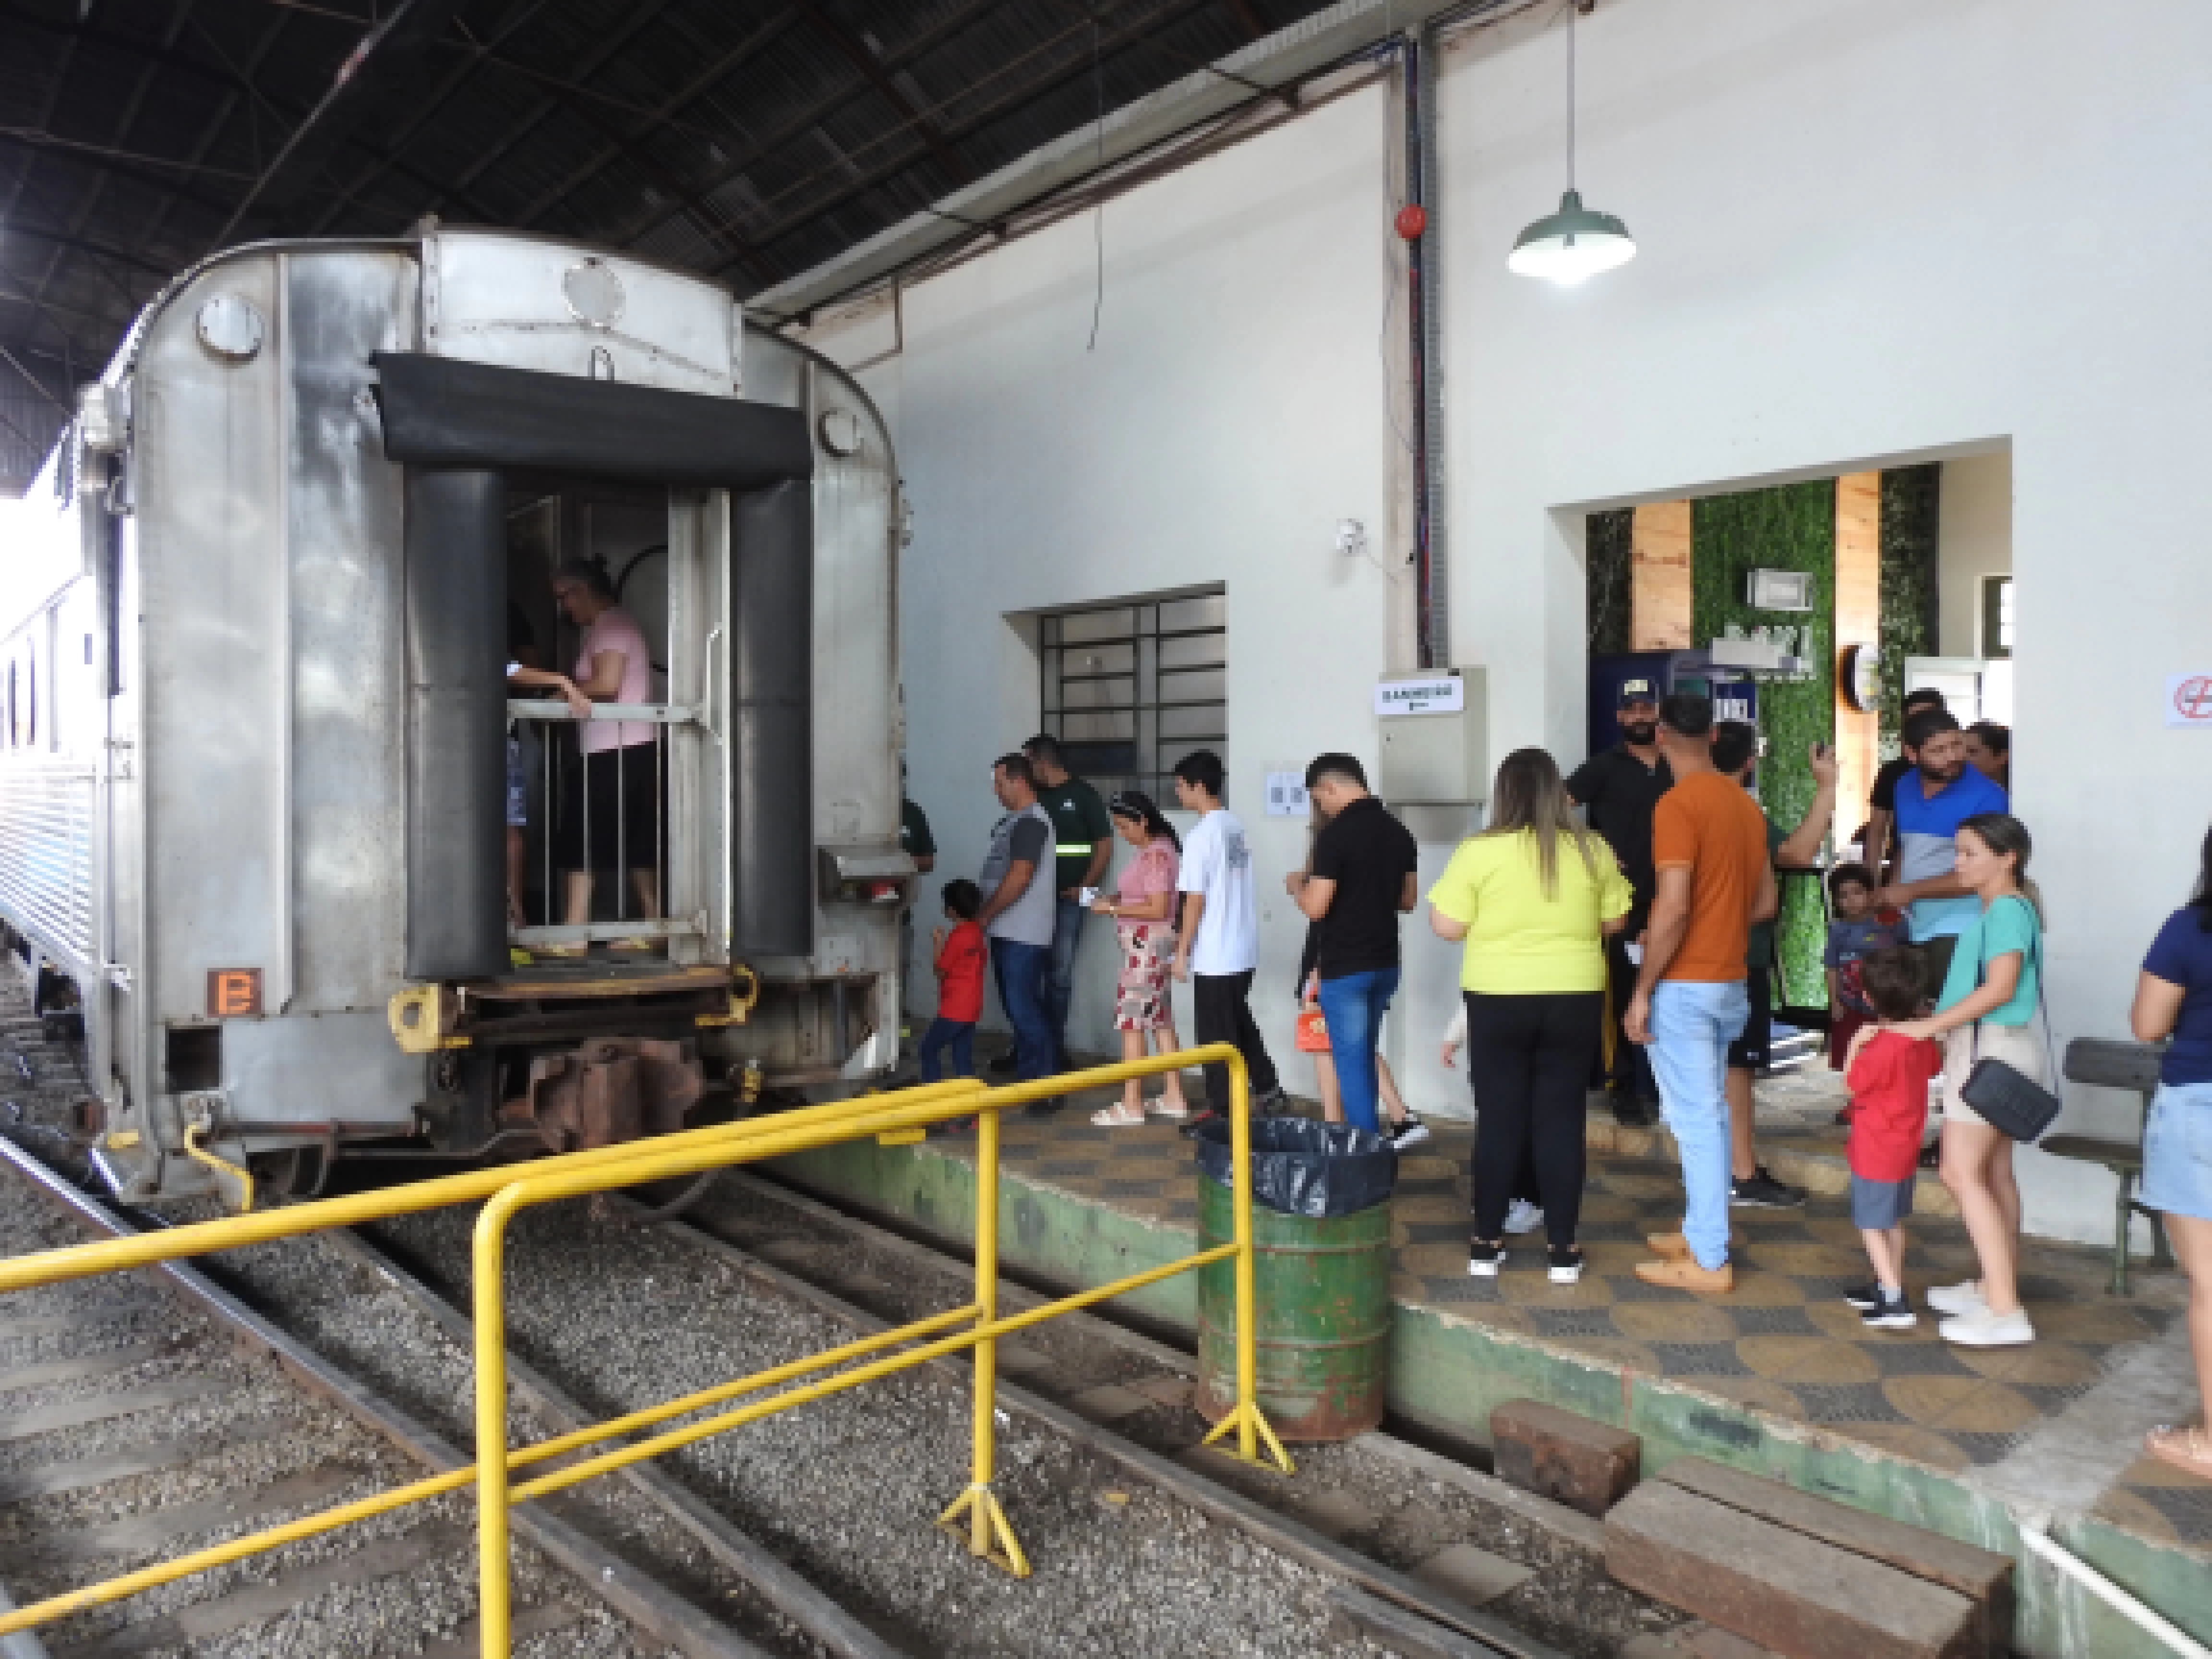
{"left": 1927, "top": 1281, "right": 1987, "bottom": 1317}
{"left": 1503, "top": 1199, "right": 1545, "bottom": 1236}
{"left": 1940, "top": 1307, "right": 2035, "bottom": 1348}
{"left": 1390, "top": 1115, "right": 1432, "bottom": 1152}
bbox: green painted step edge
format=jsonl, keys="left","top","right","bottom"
{"left": 768, "top": 1138, "right": 2210, "bottom": 1659}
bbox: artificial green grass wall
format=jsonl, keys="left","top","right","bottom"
{"left": 1878, "top": 466, "right": 1943, "bottom": 757}
{"left": 1587, "top": 509, "right": 1634, "bottom": 656}
{"left": 1691, "top": 482, "right": 1837, "bottom": 1006}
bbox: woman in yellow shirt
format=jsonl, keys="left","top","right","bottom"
{"left": 1429, "top": 748, "right": 1632, "bottom": 1284}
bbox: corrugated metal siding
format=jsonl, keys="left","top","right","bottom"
{"left": 0, "top": 762, "right": 97, "bottom": 968}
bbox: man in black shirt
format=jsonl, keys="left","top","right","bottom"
{"left": 1565, "top": 678, "right": 1672, "bottom": 1125}
{"left": 1289, "top": 753, "right": 1418, "bottom": 1137}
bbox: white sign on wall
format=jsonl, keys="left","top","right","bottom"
{"left": 1374, "top": 675, "right": 1464, "bottom": 717}
{"left": 1264, "top": 772, "right": 1310, "bottom": 817}
{"left": 2168, "top": 673, "right": 2212, "bottom": 729}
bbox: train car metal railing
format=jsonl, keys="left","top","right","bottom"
{"left": 505, "top": 697, "right": 694, "bottom": 952}
{"left": 0, "top": 1047, "right": 1292, "bottom": 1654}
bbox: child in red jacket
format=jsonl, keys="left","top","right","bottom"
{"left": 1841, "top": 948, "right": 1943, "bottom": 1329}
{"left": 919, "top": 880, "right": 985, "bottom": 1083}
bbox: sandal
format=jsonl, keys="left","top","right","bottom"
{"left": 1090, "top": 1101, "right": 1149, "bottom": 1128}
{"left": 2146, "top": 1425, "right": 2212, "bottom": 1481}
{"left": 1146, "top": 1096, "right": 1191, "bottom": 1120}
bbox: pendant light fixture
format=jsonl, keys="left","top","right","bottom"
{"left": 1509, "top": 1, "right": 1635, "bottom": 286}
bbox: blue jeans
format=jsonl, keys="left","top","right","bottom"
{"left": 1646, "top": 979, "right": 1750, "bottom": 1271}
{"left": 1317, "top": 966, "right": 1400, "bottom": 1136}
{"left": 1045, "top": 896, "right": 1087, "bottom": 1064}
{"left": 991, "top": 938, "right": 1055, "bottom": 1083}
{"left": 918, "top": 1017, "right": 974, "bottom": 1083}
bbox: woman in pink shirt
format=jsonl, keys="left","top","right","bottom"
{"left": 543, "top": 558, "right": 661, "bottom": 956}
{"left": 1088, "top": 791, "right": 1190, "bottom": 1126}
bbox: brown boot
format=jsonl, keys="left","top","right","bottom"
{"left": 1646, "top": 1229, "right": 1745, "bottom": 1260}
{"left": 1634, "top": 1254, "right": 1735, "bottom": 1293}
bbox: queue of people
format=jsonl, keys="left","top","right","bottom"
{"left": 906, "top": 686, "right": 2212, "bottom": 1412}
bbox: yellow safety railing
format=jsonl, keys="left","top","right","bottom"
{"left": 0, "top": 1047, "right": 1292, "bottom": 1655}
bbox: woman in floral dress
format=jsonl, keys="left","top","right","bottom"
{"left": 1090, "top": 791, "right": 1191, "bottom": 1125}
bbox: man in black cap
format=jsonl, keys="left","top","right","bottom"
{"left": 1567, "top": 677, "right": 1672, "bottom": 1126}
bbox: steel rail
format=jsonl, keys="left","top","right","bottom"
{"left": 659, "top": 1182, "right": 1570, "bottom": 1659}
{"left": 0, "top": 1079, "right": 988, "bottom": 1297}
{"left": 0, "top": 1135, "right": 769, "bottom": 1659}
{"left": 321, "top": 1225, "right": 909, "bottom": 1659}
{"left": 465, "top": 1046, "right": 1291, "bottom": 1651}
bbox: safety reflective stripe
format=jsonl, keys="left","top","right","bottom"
{"left": 1055, "top": 843, "right": 1094, "bottom": 855}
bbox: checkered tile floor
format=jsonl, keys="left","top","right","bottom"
{"left": 957, "top": 1073, "right": 2205, "bottom": 1555}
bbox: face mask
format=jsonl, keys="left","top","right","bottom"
{"left": 1620, "top": 721, "right": 1657, "bottom": 745}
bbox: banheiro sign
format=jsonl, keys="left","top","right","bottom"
{"left": 1375, "top": 675, "right": 1464, "bottom": 718}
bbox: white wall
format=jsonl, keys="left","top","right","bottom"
{"left": 1938, "top": 451, "right": 2012, "bottom": 660}
{"left": 1438, "top": 0, "right": 2212, "bottom": 1240}
{"left": 816, "top": 88, "right": 1418, "bottom": 1097}
{"left": 813, "top": 0, "right": 2212, "bottom": 1241}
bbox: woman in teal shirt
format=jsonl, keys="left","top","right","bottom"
{"left": 1896, "top": 813, "right": 2044, "bottom": 1351}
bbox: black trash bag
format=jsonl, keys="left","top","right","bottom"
{"left": 1193, "top": 1116, "right": 1397, "bottom": 1218}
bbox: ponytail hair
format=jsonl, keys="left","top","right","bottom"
{"left": 1108, "top": 789, "right": 1180, "bottom": 854}
{"left": 1958, "top": 811, "right": 2044, "bottom": 925}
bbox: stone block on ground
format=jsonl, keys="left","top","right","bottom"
{"left": 1607, "top": 1483, "right": 1979, "bottom": 1659}
{"left": 1290, "top": 1486, "right": 1378, "bottom": 1541}
{"left": 1067, "top": 1382, "right": 1152, "bottom": 1423}
{"left": 1658, "top": 1459, "right": 2013, "bottom": 1658}
{"left": 1490, "top": 1396, "right": 1640, "bottom": 1516}
{"left": 1126, "top": 1372, "right": 1194, "bottom": 1407}
{"left": 1409, "top": 1541, "right": 1536, "bottom": 1608}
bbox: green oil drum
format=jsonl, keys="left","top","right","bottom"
{"left": 1192, "top": 1172, "right": 1392, "bottom": 1442}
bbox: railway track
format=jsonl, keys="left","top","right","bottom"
{"left": 0, "top": 980, "right": 1682, "bottom": 1658}
{"left": 0, "top": 1135, "right": 905, "bottom": 1659}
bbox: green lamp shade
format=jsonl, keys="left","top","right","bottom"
{"left": 1508, "top": 189, "right": 1636, "bottom": 286}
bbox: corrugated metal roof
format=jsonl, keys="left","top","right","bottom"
{"left": 0, "top": 0, "right": 1333, "bottom": 466}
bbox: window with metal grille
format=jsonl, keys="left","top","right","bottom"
{"left": 1981, "top": 575, "right": 2013, "bottom": 660}
{"left": 1038, "top": 590, "right": 1226, "bottom": 801}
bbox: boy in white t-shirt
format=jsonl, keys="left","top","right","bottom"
{"left": 1170, "top": 749, "right": 1287, "bottom": 1136}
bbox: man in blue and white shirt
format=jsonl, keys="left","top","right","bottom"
{"left": 1875, "top": 707, "right": 2009, "bottom": 995}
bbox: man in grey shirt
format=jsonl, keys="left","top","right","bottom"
{"left": 975, "top": 753, "right": 1059, "bottom": 1095}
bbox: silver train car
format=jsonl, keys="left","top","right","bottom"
{"left": 0, "top": 228, "right": 909, "bottom": 1204}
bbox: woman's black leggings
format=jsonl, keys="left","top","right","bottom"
{"left": 1464, "top": 990, "right": 1604, "bottom": 1248}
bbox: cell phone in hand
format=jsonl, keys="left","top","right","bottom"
{"left": 1079, "top": 887, "right": 1100, "bottom": 907}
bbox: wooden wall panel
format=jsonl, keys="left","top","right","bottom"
{"left": 1630, "top": 501, "right": 1693, "bottom": 651}
{"left": 1834, "top": 471, "right": 1882, "bottom": 844}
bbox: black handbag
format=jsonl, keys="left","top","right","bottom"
{"left": 1957, "top": 912, "right": 2063, "bottom": 1143}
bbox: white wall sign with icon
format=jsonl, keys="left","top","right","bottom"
{"left": 1263, "top": 772, "right": 1310, "bottom": 817}
{"left": 2168, "top": 673, "right": 2212, "bottom": 729}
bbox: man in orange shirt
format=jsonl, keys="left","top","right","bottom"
{"left": 1623, "top": 694, "right": 1778, "bottom": 1291}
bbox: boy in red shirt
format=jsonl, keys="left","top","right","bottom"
{"left": 1841, "top": 948, "right": 1943, "bottom": 1328}
{"left": 920, "top": 880, "right": 986, "bottom": 1082}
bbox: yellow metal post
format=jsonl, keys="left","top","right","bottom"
{"left": 936, "top": 1106, "right": 1028, "bottom": 1575}
{"left": 1199, "top": 1055, "right": 1295, "bottom": 1474}
{"left": 0, "top": 1053, "right": 1298, "bottom": 1642}
{"left": 474, "top": 1186, "right": 522, "bottom": 1659}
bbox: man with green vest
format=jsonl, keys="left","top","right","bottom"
{"left": 993, "top": 733, "right": 1113, "bottom": 1072}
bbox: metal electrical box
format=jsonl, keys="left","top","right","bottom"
{"left": 1376, "top": 667, "right": 1490, "bottom": 804}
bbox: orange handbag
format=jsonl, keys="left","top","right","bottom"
{"left": 1294, "top": 1007, "right": 1331, "bottom": 1054}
